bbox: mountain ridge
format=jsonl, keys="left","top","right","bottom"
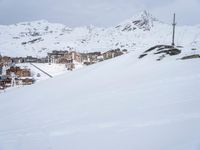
{"left": 0, "top": 11, "right": 199, "bottom": 57}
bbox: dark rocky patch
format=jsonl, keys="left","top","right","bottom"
{"left": 21, "top": 37, "right": 43, "bottom": 45}
{"left": 138, "top": 54, "right": 147, "bottom": 59}
{"left": 139, "top": 45, "right": 181, "bottom": 60}
{"left": 181, "top": 54, "right": 200, "bottom": 60}
{"left": 154, "top": 48, "right": 181, "bottom": 56}
{"left": 144, "top": 45, "right": 174, "bottom": 53}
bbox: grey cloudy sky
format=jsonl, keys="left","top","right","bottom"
{"left": 0, "top": 0, "right": 200, "bottom": 27}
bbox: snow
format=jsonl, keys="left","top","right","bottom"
{"left": 0, "top": 10, "right": 200, "bottom": 150}
{"left": 0, "top": 52, "right": 200, "bottom": 150}
{"left": 0, "top": 11, "right": 199, "bottom": 57}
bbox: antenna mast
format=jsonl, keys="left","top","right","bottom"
{"left": 172, "top": 13, "right": 176, "bottom": 46}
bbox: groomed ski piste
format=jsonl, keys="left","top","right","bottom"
{"left": 0, "top": 50, "right": 200, "bottom": 150}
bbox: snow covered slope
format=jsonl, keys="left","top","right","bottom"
{"left": 0, "top": 52, "right": 200, "bottom": 150}
{"left": 0, "top": 11, "right": 200, "bottom": 57}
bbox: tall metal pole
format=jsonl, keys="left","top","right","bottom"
{"left": 172, "top": 13, "right": 176, "bottom": 46}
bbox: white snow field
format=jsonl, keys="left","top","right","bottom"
{"left": 0, "top": 52, "right": 200, "bottom": 150}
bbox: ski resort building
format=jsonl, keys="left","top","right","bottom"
{"left": 6, "top": 66, "right": 31, "bottom": 77}
{"left": 12, "top": 57, "right": 24, "bottom": 63}
{"left": 24, "top": 56, "right": 38, "bottom": 63}
{"left": 0, "top": 56, "right": 12, "bottom": 66}
{"left": 82, "top": 52, "right": 102, "bottom": 64}
{"left": 48, "top": 50, "right": 68, "bottom": 64}
{"left": 64, "top": 51, "right": 82, "bottom": 63}
{"left": 102, "top": 49, "right": 124, "bottom": 60}
{"left": 12, "top": 56, "right": 48, "bottom": 64}
{"left": 0, "top": 76, "right": 11, "bottom": 89}
{"left": 0, "top": 66, "right": 34, "bottom": 89}
{"left": 15, "top": 78, "right": 35, "bottom": 85}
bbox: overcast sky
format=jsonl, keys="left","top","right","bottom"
{"left": 0, "top": 0, "right": 200, "bottom": 27}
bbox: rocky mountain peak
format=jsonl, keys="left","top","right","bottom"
{"left": 116, "top": 10, "right": 158, "bottom": 31}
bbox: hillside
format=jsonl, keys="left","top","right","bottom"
{"left": 0, "top": 10, "right": 200, "bottom": 150}
{"left": 0, "top": 52, "right": 200, "bottom": 150}
{"left": 0, "top": 11, "right": 200, "bottom": 57}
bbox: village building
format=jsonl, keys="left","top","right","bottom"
{"left": 103, "top": 49, "right": 124, "bottom": 60}
{"left": 15, "top": 78, "right": 35, "bottom": 85}
{"left": 6, "top": 66, "right": 31, "bottom": 77}
{"left": 12, "top": 57, "right": 25, "bottom": 63}
{"left": 48, "top": 50, "right": 68, "bottom": 64}
{"left": 24, "top": 56, "right": 38, "bottom": 63}
{"left": 88, "top": 52, "right": 102, "bottom": 62}
{"left": 97, "top": 55, "right": 104, "bottom": 62}
{"left": 12, "top": 56, "right": 48, "bottom": 64}
{"left": 37, "top": 57, "right": 48, "bottom": 63}
{"left": 47, "top": 50, "right": 83, "bottom": 70}
{"left": 71, "top": 51, "right": 82, "bottom": 63}
{"left": 0, "top": 75, "right": 12, "bottom": 89}
{"left": 66, "top": 51, "right": 82, "bottom": 63}
{"left": 80, "top": 53, "right": 89, "bottom": 63}
{"left": 55, "top": 51, "right": 82, "bottom": 64}
{"left": 80, "top": 52, "right": 102, "bottom": 65}
{"left": 47, "top": 49, "right": 126, "bottom": 70}
{"left": 47, "top": 50, "right": 102, "bottom": 65}
{"left": 63, "top": 51, "right": 81, "bottom": 70}
{"left": 1, "top": 66, "right": 34, "bottom": 88}
{"left": 1, "top": 56, "right": 12, "bottom": 66}
{"left": 59, "top": 51, "right": 71, "bottom": 64}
